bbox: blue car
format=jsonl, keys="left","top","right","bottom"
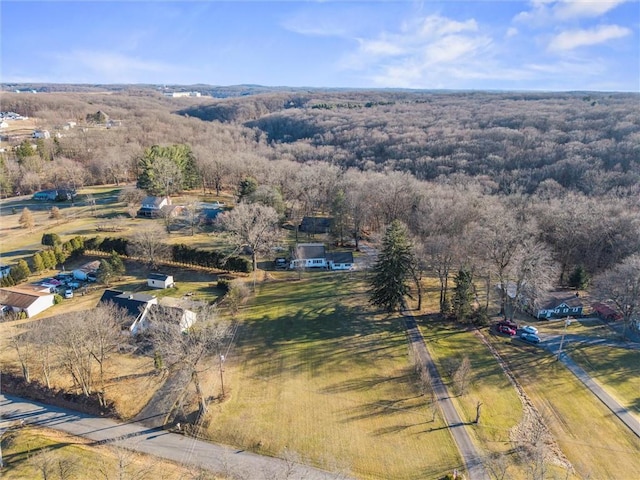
{"left": 520, "top": 332, "right": 541, "bottom": 344}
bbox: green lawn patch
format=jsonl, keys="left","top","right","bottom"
{"left": 569, "top": 344, "right": 640, "bottom": 419}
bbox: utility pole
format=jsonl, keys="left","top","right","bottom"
{"left": 557, "top": 316, "right": 571, "bottom": 360}
{"left": 219, "top": 354, "right": 225, "bottom": 398}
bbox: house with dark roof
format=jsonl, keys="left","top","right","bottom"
{"left": 299, "top": 217, "right": 333, "bottom": 234}
{"left": 290, "top": 243, "right": 328, "bottom": 269}
{"left": 0, "top": 286, "right": 55, "bottom": 318}
{"left": 99, "top": 289, "right": 158, "bottom": 334}
{"left": 328, "top": 252, "right": 354, "bottom": 271}
{"left": 536, "top": 295, "right": 583, "bottom": 319}
{"left": 147, "top": 273, "right": 175, "bottom": 289}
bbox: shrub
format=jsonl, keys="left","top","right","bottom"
{"left": 41, "top": 232, "right": 62, "bottom": 246}
{"left": 53, "top": 294, "right": 63, "bottom": 304}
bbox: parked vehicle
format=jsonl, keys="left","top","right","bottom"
{"left": 520, "top": 332, "right": 541, "bottom": 344}
{"left": 64, "top": 289, "right": 74, "bottom": 299}
{"left": 497, "top": 325, "right": 516, "bottom": 336}
{"left": 497, "top": 320, "right": 518, "bottom": 330}
{"left": 274, "top": 257, "right": 288, "bottom": 270}
{"left": 521, "top": 325, "right": 538, "bottom": 335}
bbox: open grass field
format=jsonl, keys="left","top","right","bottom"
{"left": 0, "top": 426, "right": 222, "bottom": 479}
{"left": 202, "top": 271, "right": 461, "bottom": 480}
{"left": 569, "top": 344, "right": 640, "bottom": 421}
{"left": 416, "top": 320, "right": 528, "bottom": 476}
{"left": 485, "top": 330, "right": 640, "bottom": 479}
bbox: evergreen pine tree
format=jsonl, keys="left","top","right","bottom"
{"left": 109, "top": 251, "right": 126, "bottom": 279}
{"left": 569, "top": 265, "right": 589, "bottom": 289}
{"left": 452, "top": 269, "right": 475, "bottom": 322}
{"left": 12, "top": 260, "right": 31, "bottom": 283}
{"left": 32, "top": 252, "right": 45, "bottom": 273}
{"left": 369, "top": 220, "right": 415, "bottom": 312}
{"left": 97, "top": 259, "right": 114, "bottom": 285}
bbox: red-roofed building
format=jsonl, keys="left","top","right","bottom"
{"left": 591, "top": 302, "right": 623, "bottom": 322}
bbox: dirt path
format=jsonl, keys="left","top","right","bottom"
{"left": 474, "top": 330, "right": 573, "bottom": 472}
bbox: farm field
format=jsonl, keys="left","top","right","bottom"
{"left": 202, "top": 271, "right": 461, "bottom": 480}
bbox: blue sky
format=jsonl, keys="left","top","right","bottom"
{"left": 1, "top": 1, "right": 638, "bottom": 91}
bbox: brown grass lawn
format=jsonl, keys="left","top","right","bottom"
{"left": 486, "top": 331, "right": 640, "bottom": 479}
{"left": 201, "top": 272, "right": 461, "bottom": 480}
{"left": 0, "top": 426, "right": 223, "bottom": 479}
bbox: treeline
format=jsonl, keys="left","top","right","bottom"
{"left": 86, "top": 236, "right": 252, "bottom": 273}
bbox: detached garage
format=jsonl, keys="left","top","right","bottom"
{"left": 147, "top": 273, "right": 175, "bottom": 289}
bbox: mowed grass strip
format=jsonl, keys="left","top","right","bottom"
{"left": 417, "top": 320, "right": 527, "bottom": 475}
{"left": 488, "top": 335, "right": 640, "bottom": 479}
{"left": 204, "top": 272, "right": 461, "bottom": 480}
{"left": 568, "top": 344, "right": 640, "bottom": 421}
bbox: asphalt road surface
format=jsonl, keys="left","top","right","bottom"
{"left": 0, "top": 394, "right": 349, "bottom": 480}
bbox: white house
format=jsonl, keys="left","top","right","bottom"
{"left": 0, "top": 286, "right": 55, "bottom": 318}
{"left": 328, "top": 252, "right": 355, "bottom": 271}
{"left": 99, "top": 289, "right": 158, "bottom": 335}
{"left": 138, "top": 196, "right": 171, "bottom": 218}
{"left": 290, "top": 243, "right": 328, "bottom": 269}
{"left": 147, "top": 273, "right": 175, "bottom": 289}
{"left": 154, "top": 299, "right": 197, "bottom": 332}
{"left": 32, "top": 129, "right": 50, "bottom": 139}
{"left": 73, "top": 260, "right": 101, "bottom": 281}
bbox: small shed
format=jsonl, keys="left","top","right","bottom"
{"left": 147, "top": 273, "right": 175, "bottom": 289}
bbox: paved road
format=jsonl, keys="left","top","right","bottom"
{"left": 0, "top": 394, "right": 348, "bottom": 480}
{"left": 538, "top": 334, "right": 640, "bottom": 438}
{"left": 403, "top": 312, "right": 489, "bottom": 480}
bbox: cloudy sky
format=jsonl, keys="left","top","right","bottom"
{"left": 1, "top": 1, "right": 638, "bottom": 91}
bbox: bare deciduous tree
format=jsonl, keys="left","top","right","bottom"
{"left": 453, "top": 356, "right": 472, "bottom": 396}
{"left": 218, "top": 202, "right": 280, "bottom": 275}
{"left": 593, "top": 254, "right": 640, "bottom": 338}
{"left": 127, "top": 225, "right": 170, "bottom": 269}
{"left": 149, "top": 305, "right": 232, "bottom": 416}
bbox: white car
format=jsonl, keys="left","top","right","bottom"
{"left": 521, "top": 325, "right": 538, "bottom": 335}
{"left": 64, "top": 289, "right": 74, "bottom": 299}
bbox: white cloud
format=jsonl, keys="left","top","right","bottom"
{"left": 506, "top": 27, "right": 519, "bottom": 38}
{"left": 514, "top": 0, "right": 632, "bottom": 24}
{"left": 554, "top": 0, "right": 631, "bottom": 20}
{"left": 548, "top": 24, "right": 631, "bottom": 51}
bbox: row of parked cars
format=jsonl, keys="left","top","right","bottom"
{"left": 496, "top": 320, "right": 541, "bottom": 344}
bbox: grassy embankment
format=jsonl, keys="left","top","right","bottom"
{"left": 0, "top": 426, "right": 221, "bottom": 479}
{"left": 202, "top": 271, "right": 461, "bottom": 480}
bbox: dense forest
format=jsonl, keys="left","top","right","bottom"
{"left": 2, "top": 87, "right": 640, "bottom": 311}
